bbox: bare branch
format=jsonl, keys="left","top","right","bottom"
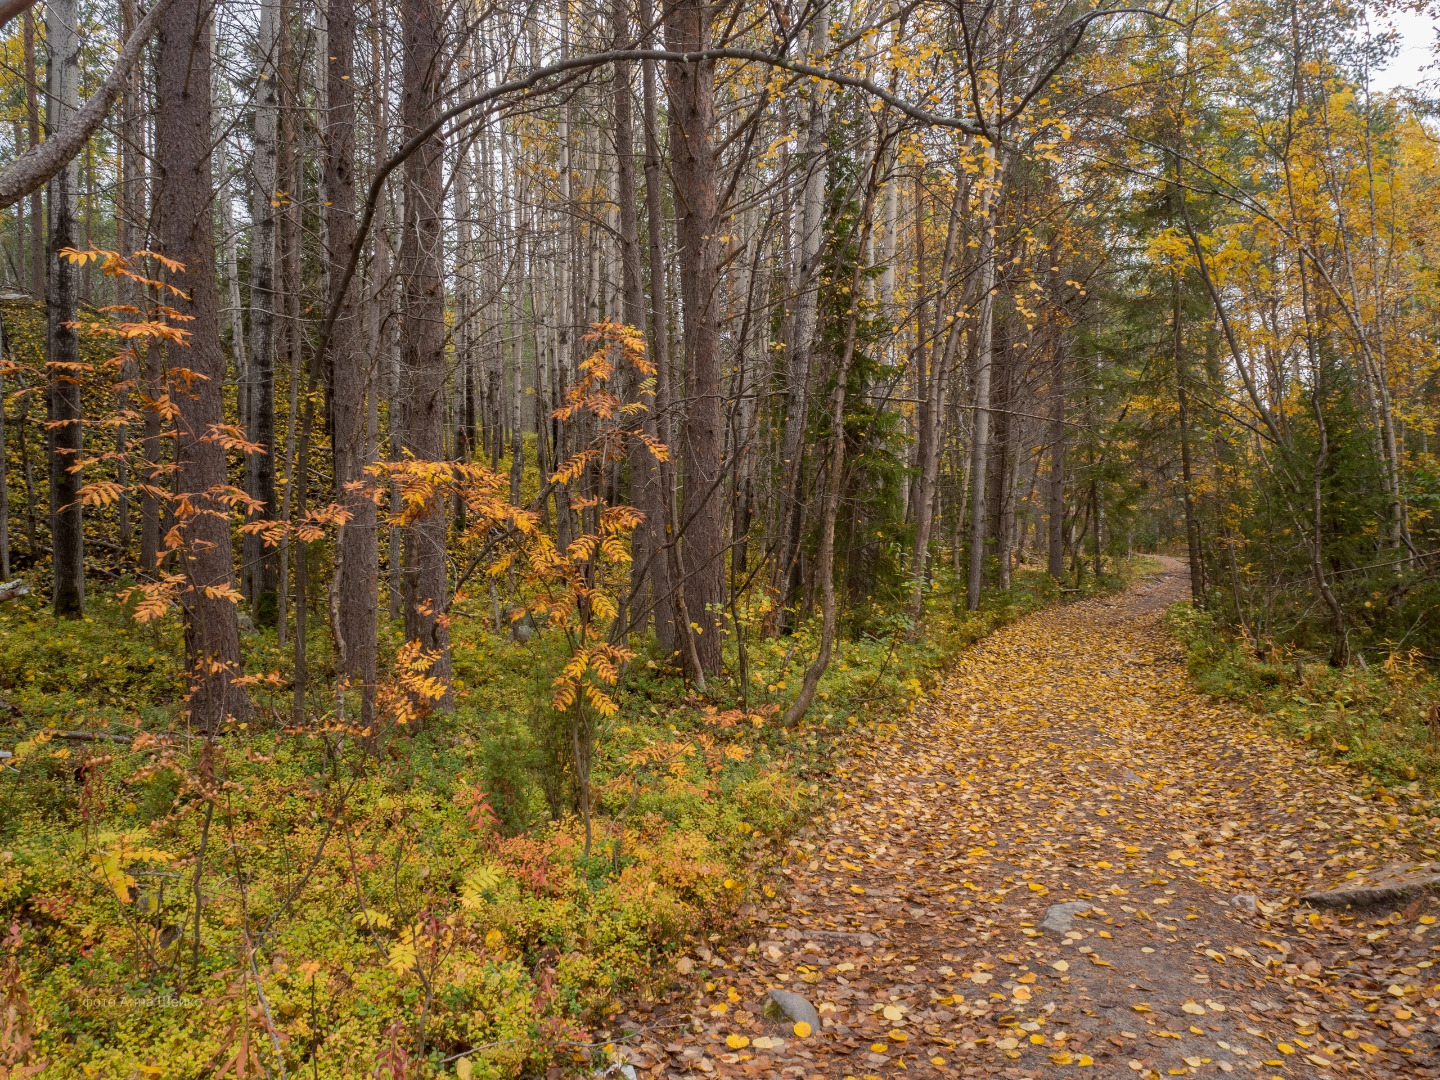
{"left": 0, "top": 0, "right": 178, "bottom": 209}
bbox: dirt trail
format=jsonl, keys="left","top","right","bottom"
{"left": 611, "top": 560, "right": 1440, "bottom": 1080}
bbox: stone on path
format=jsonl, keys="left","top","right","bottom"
{"left": 1039, "top": 900, "right": 1092, "bottom": 935}
{"left": 763, "top": 988, "right": 820, "bottom": 1032}
{"left": 1301, "top": 861, "right": 1440, "bottom": 909}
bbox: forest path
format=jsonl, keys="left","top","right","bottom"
{"left": 615, "top": 560, "right": 1439, "bottom": 1080}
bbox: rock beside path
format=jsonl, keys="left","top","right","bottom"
{"left": 762, "top": 988, "right": 820, "bottom": 1031}
{"left": 1039, "top": 900, "right": 1092, "bottom": 934}
{"left": 1301, "top": 861, "right": 1440, "bottom": 908}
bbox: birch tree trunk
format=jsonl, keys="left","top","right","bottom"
{"left": 776, "top": 1, "right": 831, "bottom": 630}
{"left": 907, "top": 172, "right": 966, "bottom": 630}
{"left": 611, "top": 0, "right": 658, "bottom": 638}
{"left": 966, "top": 149, "right": 1001, "bottom": 610}
{"left": 1047, "top": 341, "right": 1067, "bottom": 580}
{"left": 46, "top": 0, "right": 82, "bottom": 618}
{"left": 23, "top": 12, "right": 42, "bottom": 303}
{"left": 639, "top": 4, "right": 678, "bottom": 654}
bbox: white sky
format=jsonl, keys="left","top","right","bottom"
{"left": 1366, "top": 5, "right": 1438, "bottom": 91}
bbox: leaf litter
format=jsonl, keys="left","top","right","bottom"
{"left": 601, "top": 561, "right": 1439, "bottom": 1079}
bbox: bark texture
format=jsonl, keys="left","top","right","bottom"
{"left": 399, "top": 0, "right": 452, "bottom": 703}
{"left": 664, "top": 0, "right": 726, "bottom": 676}
{"left": 244, "top": 0, "right": 279, "bottom": 614}
{"left": 46, "top": 0, "right": 82, "bottom": 618}
{"left": 326, "top": 0, "right": 378, "bottom": 727}
{"left": 154, "top": 0, "right": 251, "bottom": 730}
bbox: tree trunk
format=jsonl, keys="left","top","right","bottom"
{"left": 908, "top": 175, "right": 965, "bottom": 629}
{"left": 664, "top": 0, "right": 725, "bottom": 676}
{"left": 139, "top": 335, "right": 162, "bottom": 576}
{"left": 293, "top": 361, "right": 317, "bottom": 725}
{"left": 1047, "top": 342, "right": 1066, "bottom": 580}
{"left": 154, "top": 0, "right": 251, "bottom": 730}
{"left": 0, "top": 322, "right": 9, "bottom": 578}
{"left": 114, "top": 0, "right": 139, "bottom": 559}
{"left": 1173, "top": 269, "right": 1204, "bottom": 604}
{"left": 245, "top": 0, "right": 280, "bottom": 617}
{"left": 326, "top": 0, "right": 377, "bottom": 728}
{"left": 776, "top": 1, "right": 831, "bottom": 632}
{"left": 24, "top": 11, "right": 42, "bottom": 304}
{"left": 46, "top": 0, "right": 82, "bottom": 618}
{"left": 639, "top": 14, "right": 678, "bottom": 655}
{"left": 966, "top": 152, "right": 1001, "bottom": 611}
{"left": 784, "top": 143, "right": 880, "bottom": 726}
{"left": 399, "top": 0, "right": 452, "bottom": 705}
{"left": 612, "top": 0, "right": 656, "bottom": 639}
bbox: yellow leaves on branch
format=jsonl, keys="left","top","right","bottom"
{"left": 58, "top": 247, "right": 189, "bottom": 298}
{"left": 549, "top": 321, "right": 667, "bottom": 468}
{"left": 551, "top": 642, "right": 636, "bottom": 719}
{"left": 90, "top": 831, "right": 174, "bottom": 904}
{"left": 370, "top": 456, "right": 539, "bottom": 540}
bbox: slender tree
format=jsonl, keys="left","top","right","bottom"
{"left": 46, "top": 0, "right": 82, "bottom": 617}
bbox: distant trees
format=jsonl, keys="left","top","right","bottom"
{"left": 0, "top": 0, "right": 1432, "bottom": 733}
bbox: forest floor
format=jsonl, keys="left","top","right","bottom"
{"left": 602, "top": 559, "right": 1440, "bottom": 1080}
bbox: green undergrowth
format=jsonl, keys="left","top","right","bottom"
{"left": 1167, "top": 603, "right": 1440, "bottom": 790}
{"left": 0, "top": 557, "right": 1151, "bottom": 1079}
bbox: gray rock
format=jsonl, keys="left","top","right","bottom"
{"left": 1039, "top": 901, "right": 1092, "bottom": 935}
{"left": 763, "top": 988, "right": 821, "bottom": 1031}
{"left": 1302, "top": 863, "right": 1440, "bottom": 909}
{"left": 1231, "top": 894, "right": 1259, "bottom": 914}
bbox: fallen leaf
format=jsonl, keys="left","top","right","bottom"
{"left": 793, "top": 1021, "right": 812, "bottom": 1038}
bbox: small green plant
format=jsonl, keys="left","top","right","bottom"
{"left": 1167, "top": 602, "right": 1440, "bottom": 788}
